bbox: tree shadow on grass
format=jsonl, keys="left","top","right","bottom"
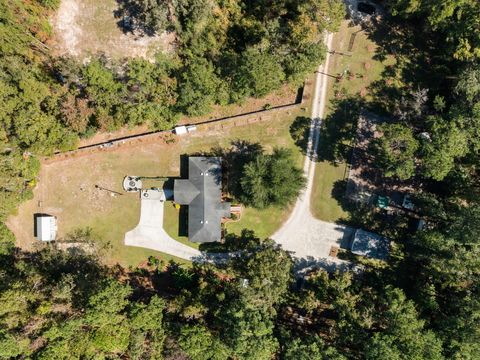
{"left": 318, "top": 98, "right": 363, "bottom": 163}
{"left": 289, "top": 116, "right": 311, "bottom": 155}
{"left": 367, "top": 74, "right": 405, "bottom": 116}
{"left": 198, "top": 241, "right": 225, "bottom": 253}
{"left": 331, "top": 178, "right": 354, "bottom": 212}
{"left": 365, "top": 15, "right": 454, "bottom": 99}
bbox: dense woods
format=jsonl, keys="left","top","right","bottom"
{"left": 366, "top": 1, "right": 480, "bottom": 358}
{"left": 0, "top": 231, "right": 445, "bottom": 359}
{"left": 1, "top": 0, "right": 480, "bottom": 358}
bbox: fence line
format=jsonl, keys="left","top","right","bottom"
{"left": 44, "top": 82, "right": 312, "bottom": 164}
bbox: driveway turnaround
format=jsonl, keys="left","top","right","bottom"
{"left": 272, "top": 33, "right": 354, "bottom": 271}
{"left": 125, "top": 190, "right": 202, "bottom": 260}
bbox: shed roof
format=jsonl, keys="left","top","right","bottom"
{"left": 174, "top": 157, "right": 230, "bottom": 243}
{"left": 351, "top": 229, "right": 389, "bottom": 260}
{"left": 35, "top": 215, "right": 57, "bottom": 241}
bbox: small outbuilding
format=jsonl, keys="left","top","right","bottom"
{"left": 186, "top": 125, "right": 197, "bottom": 133}
{"left": 351, "top": 229, "right": 389, "bottom": 260}
{"left": 174, "top": 126, "right": 187, "bottom": 135}
{"left": 35, "top": 215, "right": 57, "bottom": 242}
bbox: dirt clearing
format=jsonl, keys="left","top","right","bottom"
{"left": 51, "top": 0, "right": 175, "bottom": 60}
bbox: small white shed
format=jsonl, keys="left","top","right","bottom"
{"left": 35, "top": 215, "right": 57, "bottom": 242}
{"left": 174, "top": 126, "right": 187, "bottom": 135}
{"left": 186, "top": 125, "right": 197, "bottom": 133}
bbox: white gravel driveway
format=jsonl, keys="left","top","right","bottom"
{"left": 272, "top": 34, "right": 354, "bottom": 271}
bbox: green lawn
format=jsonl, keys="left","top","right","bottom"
{"left": 328, "top": 29, "right": 396, "bottom": 102}
{"left": 79, "top": 193, "right": 192, "bottom": 267}
{"left": 311, "top": 21, "right": 395, "bottom": 222}
{"left": 225, "top": 204, "right": 294, "bottom": 240}
{"left": 310, "top": 161, "right": 349, "bottom": 222}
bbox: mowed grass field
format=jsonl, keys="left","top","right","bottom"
{"left": 311, "top": 21, "right": 396, "bottom": 222}
{"left": 226, "top": 205, "right": 294, "bottom": 240}
{"left": 311, "top": 161, "right": 349, "bottom": 223}
{"left": 8, "top": 108, "right": 305, "bottom": 267}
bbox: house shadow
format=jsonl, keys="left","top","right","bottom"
{"left": 159, "top": 156, "right": 189, "bottom": 239}
{"left": 162, "top": 178, "right": 175, "bottom": 193}
{"left": 177, "top": 205, "right": 188, "bottom": 237}
{"left": 179, "top": 154, "right": 189, "bottom": 179}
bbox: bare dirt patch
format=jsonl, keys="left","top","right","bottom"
{"left": 50, "top": 0, "right": 175, "bottom": 60}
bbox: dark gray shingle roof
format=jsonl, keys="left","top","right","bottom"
{"left": 351, "top": 229, "right": 390, "bottom": 260}
{"left": 174, "top": 157, "right": 230, "bottom": 243}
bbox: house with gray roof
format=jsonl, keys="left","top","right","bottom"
{"left": 174, "top": 157, "right": 231, "bottom": 243}
{"left": 351, "top": 229, "right": 390, "bottom": 260}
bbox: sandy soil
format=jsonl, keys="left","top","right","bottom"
{"left": 50, "top": 0, "right": 175, "bottom": 60}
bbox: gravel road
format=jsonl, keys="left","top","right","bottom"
{"left": 272, "top": 33, "right": 354, "bottom": 271}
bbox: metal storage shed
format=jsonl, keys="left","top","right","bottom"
{"left": 35, "top": 215, "right": 57, "bottom": 242}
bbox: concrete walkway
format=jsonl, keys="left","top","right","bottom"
{"left": 272, "top": 34, "right": 354, "bottom": 271}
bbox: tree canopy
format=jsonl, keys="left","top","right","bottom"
{"left": 239, "top": 147, "right": 306, "bottom": 208}
{"left": 388, "top": 0, "right": 480, "bottom": 61}
{"left": 372, "top": 123, "right": 419, "bottom": 180}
